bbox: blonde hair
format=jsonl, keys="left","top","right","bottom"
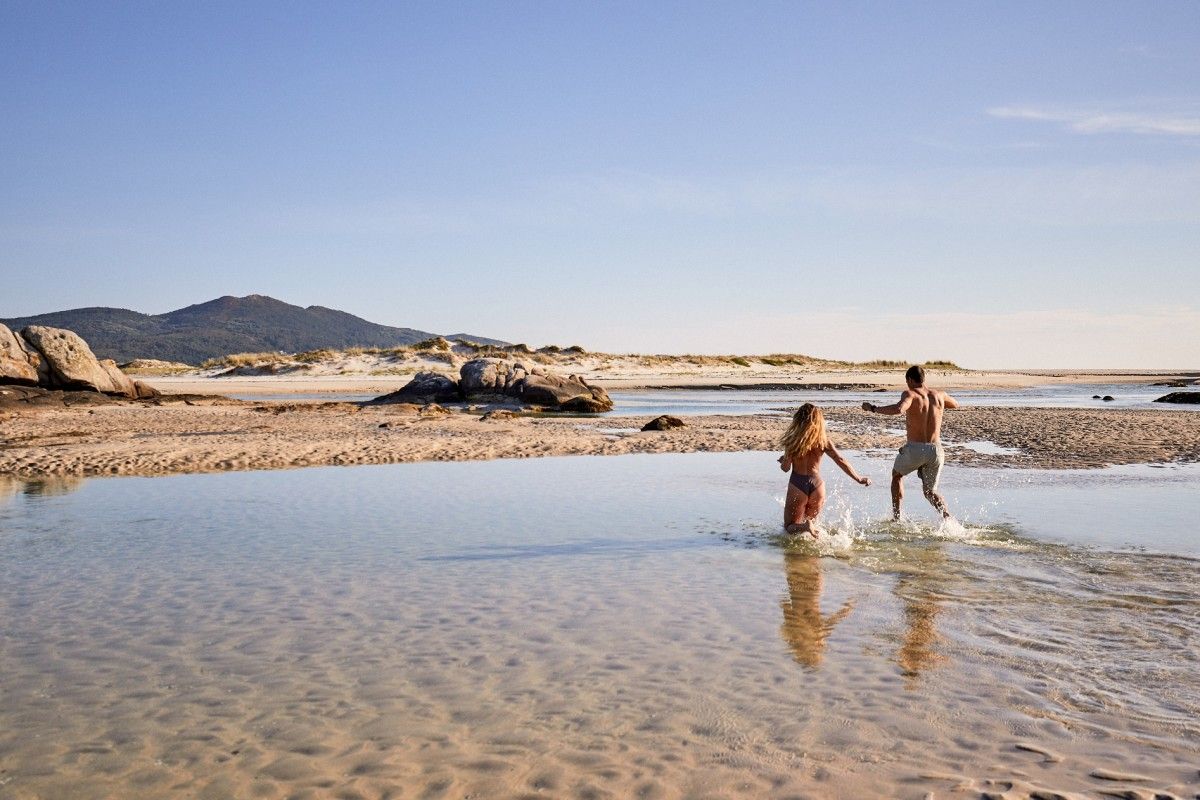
{"left": 780, "top": 403, "right": 829, "bottom": 460}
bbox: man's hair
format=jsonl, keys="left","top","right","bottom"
{"left": 905, "top": 364, "right": 925, "bottom": 386}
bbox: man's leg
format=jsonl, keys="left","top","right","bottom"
{"left": 922, "top": 485, "right": 950, "bottom": 519}
{"left": 919, "top": 452, "right": 951, "bottom": 520}
{"left": 891, "top": 471, "right": 904, "bottom": 520}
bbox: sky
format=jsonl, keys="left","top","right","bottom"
{"left": 2, "top": 1, "right": 1198, "bottom": 368}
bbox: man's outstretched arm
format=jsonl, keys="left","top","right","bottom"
{"left": 862, "top": 392, "right": 912, "bottom": 415}
{"left": 942, "top": 392, "right": 960, "bottom": 410}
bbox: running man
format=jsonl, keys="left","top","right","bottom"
{"left": 862, "top": 365, "right": 959, "bottom": 520}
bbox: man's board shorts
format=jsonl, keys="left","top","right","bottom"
{"left": 893, "top": 441, "right": 945, "bottom": 491}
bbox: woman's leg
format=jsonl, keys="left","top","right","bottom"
{"left": 784, "top": 483, "right": 812, "bottom": 534}
{"left": 801, "top": 484, "right": 828, "bottom": 537}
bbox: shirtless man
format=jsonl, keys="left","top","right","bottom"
{"left": 861, "top": 365, "right": 959, "bottom": 520}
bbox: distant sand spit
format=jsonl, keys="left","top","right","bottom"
{"left": 2, "top": 401, "right": 1198, "bottom": 478}
{"left": 144, "top": 365, "right": 1197, "bottom": 395}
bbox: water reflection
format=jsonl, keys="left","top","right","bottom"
{"left": 778, "top": 545, "right": 948, "bottom": 681}
{"left": 892, "top": 547, "right": 947, "bottom": 686}
{"left": 778, "top": 552, "right": 855, "bottom": 668}
{"left": 0, "top": 475, "right": 85, "bottom": 505}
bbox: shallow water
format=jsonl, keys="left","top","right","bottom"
{"left": 1, "top": 454, "right": 1198, "bottom": 799}
{"left": 609, "top": 382, "right": 1200, "bottom": 416}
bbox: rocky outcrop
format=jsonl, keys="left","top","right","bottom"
{"left": 642, "top": 415, "right": 686, "bottom": 431}
{"left": 99, "top": 359, "right": 138, "bottom": 399}
{"left": 133, "top": 380, "right": 161, "bottom": 399}
{"left": 370, "top": 358, "right": 614, "bottom": 412}
{"left": 20, "top": 326, "right": 119, "bottom": 393}
{"left": 459, "top": 358, "right": 523, "bottom": 396}
{"left": 368, "top": 372, "right": 461, "bottom": 404}
{"left": 1154, "top": 392, "right": 1200, "bottom": 405}
{"left": 0, "top": 324, "right": 40, "bottom": 386}
{"left": 0, "top": 325, "right": 158, "bottom": 399}
{"left": 458, "top": 358, "right": 613, "bottom": 411}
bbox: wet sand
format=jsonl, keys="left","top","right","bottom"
{"left": 2, "top": 399, "right": 1199, "bottom": 477}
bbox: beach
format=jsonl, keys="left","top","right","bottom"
{"left": 4, "top": 369, "right": 1200, "bottom": 800}
{"left": 2, "top": 366, "right": 1198, "bottom": 478}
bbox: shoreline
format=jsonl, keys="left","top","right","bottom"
{"left": 137, "top": 367, "right": 1200, "bottom": 397}
{"left": 3, "top": 399, "right": 1198, "bottom": 478}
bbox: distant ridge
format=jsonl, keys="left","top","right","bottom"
{"left": 0, "top": 295, "right": 509, "bottom": 364}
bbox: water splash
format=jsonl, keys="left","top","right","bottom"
{"left": 753, "top": 491, "right": 1026, "bottom": 554}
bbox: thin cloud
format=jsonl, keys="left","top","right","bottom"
{"left": 988, "top": 106, "right": 1200, "bottom": 136}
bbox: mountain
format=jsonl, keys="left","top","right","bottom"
{"left": 0, "top": 295, "right": 508, "bottom": 364}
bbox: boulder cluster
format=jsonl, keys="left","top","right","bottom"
{"left": 0, "top": 324, "right": 158, "bottom": 399}
{"left": 371, "top": 358, "right": 613, "bottom": 412}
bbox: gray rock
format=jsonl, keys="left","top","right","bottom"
{"left": 459, "top": 358, "right": 613, "bottom": 411}
{"left": 369, "top": 372, "right": 461, "bottom": 404}
{"left": 459, "top": 358, "right": 512, "bottom": 397}
{"left": 133, "top": 380, "right": 161, "bottom": 399}
{"left": 99, "top": 359, "right": 138, "bottom": 398}
{"left": 559, "top": 395, "right": 612, "bottom": 413}
{"left": 1154, "top": 391, "right": 1200, "bottom": 404}
{"left": 642, "top": 415, "right": 686, "bottom": 431}
{"left": 20, "top": 326, "right": 118, "bottom": 393}
{"left": 0, "top": 324, "right": 40, "bottom": 386}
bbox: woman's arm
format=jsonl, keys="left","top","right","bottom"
{"left": 824, "top": 444, "right": 871, "bottom": 485}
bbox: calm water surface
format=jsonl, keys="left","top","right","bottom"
{"left": 1, "top": 454, "right": 1197, "bottom": 799}
{"left": 609, "top": 383, "right": 1200, "bottom": 416}
{"left": 222, "top": 382, "right": 1200, "bottom": 414}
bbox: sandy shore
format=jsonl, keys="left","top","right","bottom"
{"left": 145, "top": 366, "right": 1198, "bottom": 396}
{"left": 3, "top": 398, "right": 1198, "bottom": 477}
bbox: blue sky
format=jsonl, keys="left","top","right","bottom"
{"left": 2, "top": 1, "right": 1198, "bottom": 367}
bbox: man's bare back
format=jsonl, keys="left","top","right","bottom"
{"left": 898, "top": 386, "right": 955, "bottom": 443}
{"left": 861, "top": 366, "right": 959, "bottom": 520}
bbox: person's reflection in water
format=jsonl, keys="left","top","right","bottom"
{"left": 892, "top": 547, "right": 947, "bottom": 686}
{"left": 779, "top": 552, "right": 855, "bottom": 668}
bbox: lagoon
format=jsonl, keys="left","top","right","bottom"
{"left": 1, "top": 454, "right": 1197, "bottom": 798}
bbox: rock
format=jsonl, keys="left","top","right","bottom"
{"left": 98, "top": 359, "right": 138, "bottom": 398}
{"left": 521, "top": 373, "right": 613, "bottom": 410}
{"left": 642, "top": 415, "right": 686, "bottom": 431}
{"left": 20, "top": 326, "right": 119, "bottom": 393}
{"left": 419, "top": 403, "right": 452, "bottom": 415}
{"left": 1154, "top": 392, "right": 1200, "bottom": 404}
{"left": 1092, "top": 395, "right": 1102, "bottom": 399}
{"left": 559, "top": 395, "right": 612, "bottom": 413}
{"left": 459, "top": 358, "right": 515, "bottom": 396}
{"left": 0, "top": 385, "right": 120, "bottom": 410}
{"left": 1102, "top": 395, "right": 1115, "bottom": 402}
{"left": 480, "top": 409, "right": 519, "bottom": 421}
{"left": 0, "top": 324, "right": 40, "bottom": 386}
{"left": 369, "top": 372, "right": 461, "bottom": 404}
{"left": 133, "top": 380, "right": 161, "bottom": 399}
{"left": 459, "top": 358, "right": 613, "bottom": 412}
